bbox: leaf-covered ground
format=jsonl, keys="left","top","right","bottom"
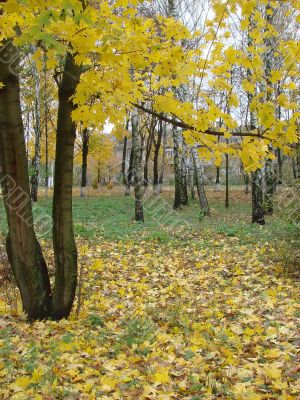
{"left": 0, "top": 191, "right": 299, "bottom": 399}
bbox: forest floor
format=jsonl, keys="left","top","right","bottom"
{"left": 0, "top": 187, "right": 299, "bottom": 399}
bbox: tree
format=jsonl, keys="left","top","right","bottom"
{"left": 131, "top": 109, "right": 144, "bottom": 221}
{"left": 153, "top": 120, "right": 163, "bottom": 193}
{"left": 30, "top": 53, "right": 42, "bottom": 202}
{"left": 88, "top": 132, "right": 114, "bottom": 186}
{"left": 0, "top": 39, "right": 52, "bottom": 319}
{"left": 0, "top": 0, "right": 299, "bottom": 321}
{"left": 172, "top": 125, "right": 182, "bottom": 209}
{"left": 191, "top": 147, "right": 210, "bottom": 216}
{"left": 80, "top": 127, "right": 90, "bottom": 197}
{"left": 0, "top": 1, "right": 84, "bottom": 319}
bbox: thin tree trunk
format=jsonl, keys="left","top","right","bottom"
{"left": 80, "top": 128, "right": 89, "bottom": 197}
{"left": 172, "top": 125, "right": 181, "bottom": 209}
{"left": 244, "top": 173, "right": 250, "bottom": 194}
{"left": 125, "top": 146, "right": 133, "bottom": 195}
{"left": 122, "top": 136, "right": 127, "bottom": 186}
{"left": 191, "top": 147, "right": 210, "bottom": 216}
{"left": 225, "top": 152, "right": 229, "bottom": 208}
{"left": 215, "top": 134, "right": 221, "bottom": 191}
{"left": 44, "top": 56, "right": 49, "bottom": 198}
{"left": 189, "top": 162, "right": 195, "bottom": 200}
{"left": 215, "top": 166, "right": 221, "bottom": 191}
{"left": 131, "top": 109, "right": 144, "bottom": 221}
{"left": 157, "top": 122, "right": 167, "bottom": 193}
{"left": 51, "top": 52, "right": 82, "bottom": 320}
{"left": 153, "top": 120, "right": 163, "bottom": 193}
{"left": 264, "top": 157, "right": 274, "bottom": 215}
{"left": 247, "top": 18, "right": 265, "bottom": 225}
{"left": 292, "top": 157, "right": 298, "bottom": 179}
{"left": 251, "top": 169, "right": 265, "bottom": 225}
{"left": 144, "top": 120, "right": 154, "bottom": 189}
{"left": 0, "top": 39, "right": 51, "bottom": 320}
{"left": 276, "top": 148, "right": 282, "bottom": 185}
{"left": 295, "top": 146, "right": 300, "bottom": 179}
{"left": 180, "top": 138, "right": 189, "bottom": 206}
{"left": 30, "top": 58, "right": 41, "bottom": 202}
{"left": 263, "top": 3, "right": 274, "bottom": 215}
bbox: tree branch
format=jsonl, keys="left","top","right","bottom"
{"left": 132, "top": 102, "right": 269, "bottom": 140}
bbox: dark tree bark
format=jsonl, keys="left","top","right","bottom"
{"left": 263, "top": 3, "right": 274, "bottom": 215}
{"left": 172, "top": 125, "right": 181, "bottom": 209}
{"left": 30, "top": 59, "right": 42, "bottom": 202}
{"left": 157, "top": 122, "right": 167, "bottom": 193}
{"left": 251, "top": 170, "right": 265, "bottom": 225}
{"left": 191, "top": 147, "right": 210, "bottom": 216}
{"left": 131, "top": 109, "right": 144, "bottom": 221}
{"left": 247, "top": 17, "right": 265, "bottom": 225}
{"left": 225, "top": 153, "right": 229, "bottom": 208}
{"left": 80, "top": 127, "right": 89, "bottom": 197}
{"left": 244, "top": 173, "right": 250, "bottom": 194}
{"left": 294, "top": 145, "right": 300, "bottom": 179}
{"left": 180, "top": 138, "right": 189, "bottom": 206}
{"left": 0, "top": 40, "right": 51, "bottom": 320}
{"left": 122, "top": 136, "right": 127, "bottom": 185}
{"left": 189, "top": 162, "right": 195, "bottom": 200}
{"left": 264, "top": 157, "right": 274, "bottom": 215}
{"left": 153, "top": 120, "right": 163, "bottom": 193}
{"left": 215, "top": 166, "right": 221, "bottom": 191}
{"left": 144, "top": 118, "right": 154, "bottom": 189}
{"left": 51, "top": 52, "right": 82, "bottom": 320}
{"left": 125, "top": 146, "right": 133, "bottom": 195}
{"left": 276, "top": 148, "right": 283, "bottom": 184}
{"left": 97, "top": 161, "right": 101, "bottom": 185}
{"left": 44, "top": 57, "right": 49, "bottom": 198}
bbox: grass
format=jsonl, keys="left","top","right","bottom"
{"left": 0, "top": 185, "right": 299, "bottom": 272}
{"left": 0, "top": 186, "right": 299, "bottom": 244}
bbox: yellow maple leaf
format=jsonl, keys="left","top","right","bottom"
{"left": 264, "top": 363, "right": 282, "bottom": 380}
{"left": 270, "top": 70, "right": 281, "bottom": 83}
{"left": 153, "top": 368, "right": 170, "bottom": 385}
{"left": 9, "top": 376, "right": 31, "bottom": 391}
{"left": 100, "top": 376, "right": 117, "bottom": 390}
{"left": 242, "top": 80, "right": 255, "bottom": 95}
{"left": 264, "top": 348, "right": 281, "bottom": 360}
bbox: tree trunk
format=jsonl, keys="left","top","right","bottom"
{"left": 191, "top": 147, "right": 210, "bottom": 216}
{"left": 292, "top": 156, "right": 299, "bottom": 179}
{"left": 276, "top": 148, "right": 283, "bottom": 184}
{"left": 251, "top": 169, "right": 265, "bottom": 225}
{"left": 180, "top": 138, "right": 189, "bottom": 205}
{"left": 51, "top": 52, "right": 82, "bottom": 320}
{"left": 244, "top": 173, "right": 250, "bottom": 194}
{"left": 125, "top": 146, "right": 133, "bottom": 195}
{"left": 215, "top": 166, "right": 221, "bottom": 191}
{"left": 153, "top": 120, "right": 163, "bottom": 193}
{"left": 131, "top": 109, "right": 144, "bottom": 221}
{"left": 172, "top": 125, "right": 181, "bottom": 209}
{"left": 80, "top": 128, "right": 89, "bottom": 197}
{"left": 157, "top": 122, "right": 167, "bottom": 194}
{"left": 0, "top": 40, "right": 51, "bottom": 320}
{"left": 264, "top": 157, "right": 274, "bottom": 215}
{"left": 122, "top": 136, "right": 127, "bottom": 186}
{"left": 144, "top": 120, "right": 154, "bottom": 189}
{"left": 263, "top": 3, "right": 274, "bottom": 215}
{"left": 225, "top": 153, "right": 229, "bottom": 208}
{"left": 189, "top": 163, "right": 195, "bottom": 200}
{"left": 247, "top": 18, "right": 265, "bottom": 225}
{"left": 44, "top": 56, "right": 49, "bottom": 198}
{"left": 295, "top": 145, "right": 300, "bottom": 179}
{"left": 30, "top": 58, "right": 42, "bottom": 202}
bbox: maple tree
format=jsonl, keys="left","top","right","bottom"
{"left": 0, "top": 0, "right": 299, "bottom": 323}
